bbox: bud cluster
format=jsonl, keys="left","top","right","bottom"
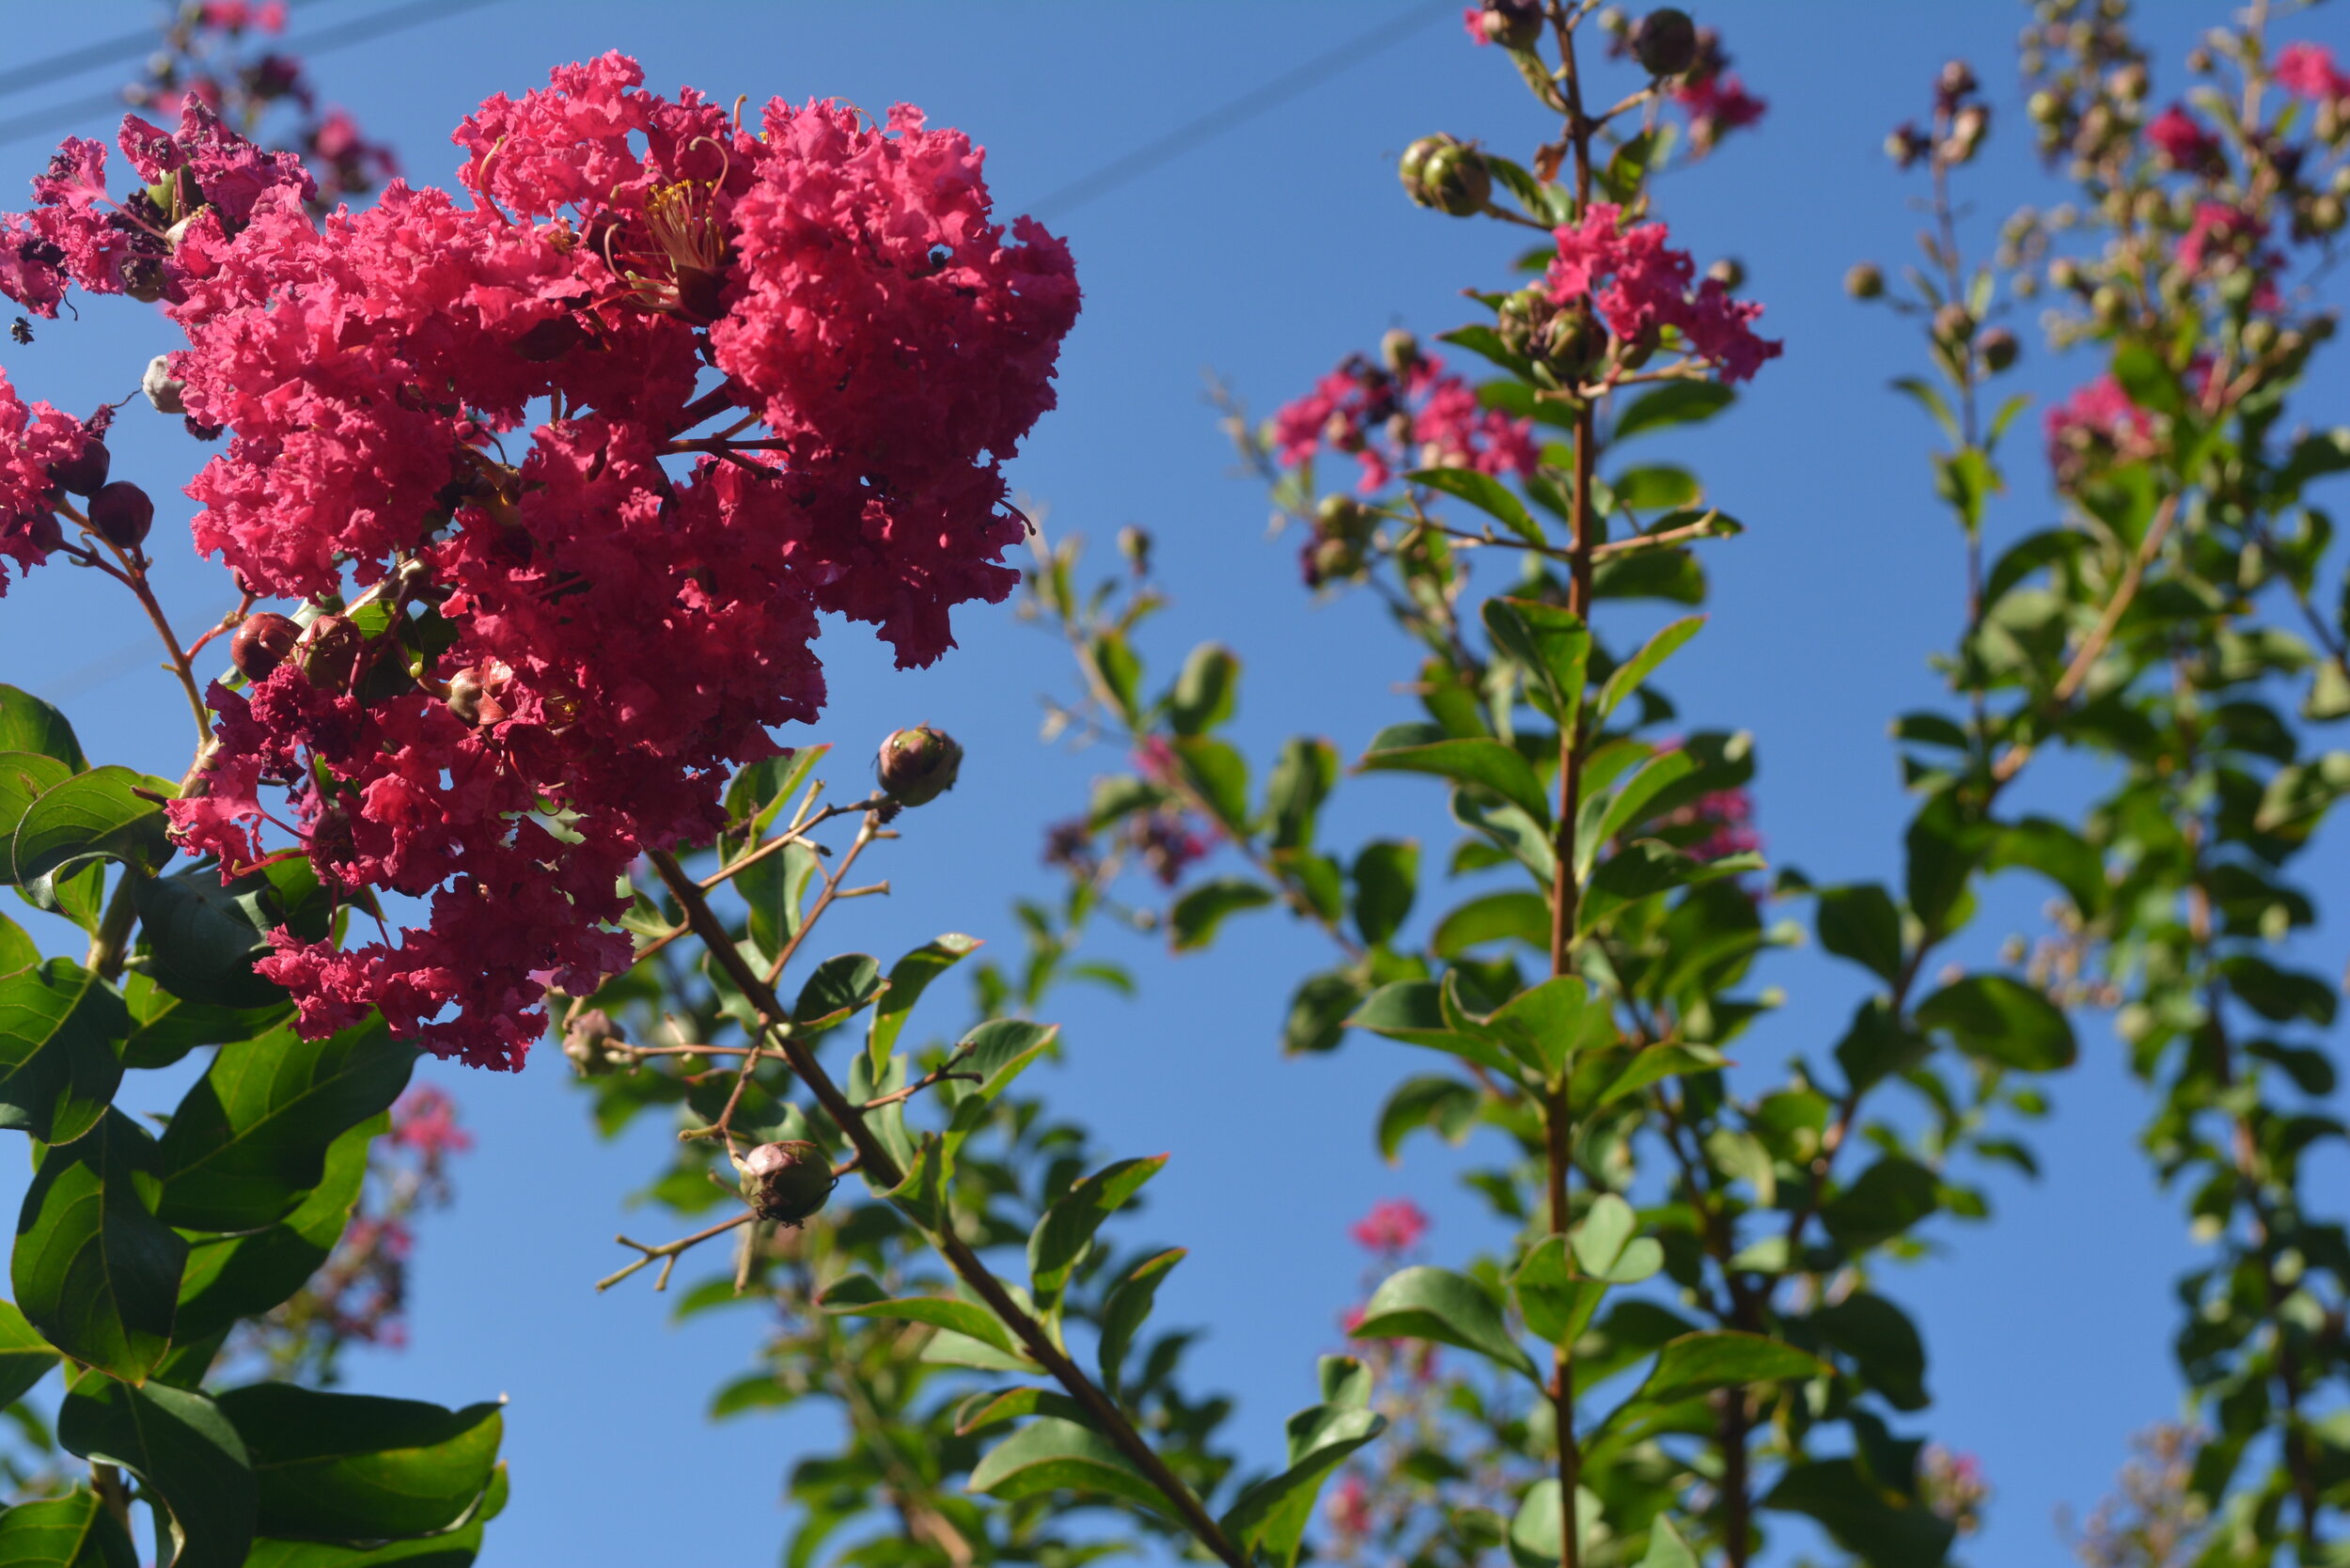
{"left": 1270, "top": 343, "right": 1535, "bottom": 495}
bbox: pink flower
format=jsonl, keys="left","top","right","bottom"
{"left": 392, "top": 1086, "right": 473, "bottom": 1160}
{"left": 2177, "top": 201, "right": 2268, "bottom": 276}
{"left": 2044, "top": 374, "right": 2158, "bottom": 484}
{"left": 2276, "top": 41, "right": 2350, "bottom": 102}
{"left": 1271, "top": 350, "right": 1534, "bottom": 494}
{"left": 1546, "top": 204, "right": 1781, "bottom": 383}
{"left": 1326, "top": 1473, "right": 1372, "bottom": 1536}
{"left": 1350, "top": 1199, "right": 1431, "bottom": 1253}
{"left": 0, "top": 368, "right": 79, "bottom": 594}
{"left": 2144, "top": 105, "right": 2220, "bottom": 170}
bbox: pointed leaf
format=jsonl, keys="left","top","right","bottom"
{"left": 174, "top": 1117, "right": 376, "bottom": 1342}
{"left": 1407, "top": 466, "right": 1544, "bottom": 545}
{"left": 213, "top": 1385, "right": 501, "bottom": 1543}
{"left": 1028, "top": 1155, "right": 1167, "bottom": 1302}
{"left": 966, "top": 1418, "right": 1176, "bottom": 1516}
{"left": 1640, "top": 1330, "right": 1830, "bottom": 1403}
{"left": 1351, "top": 1265, "right": 1538, "bottom": 1381}
{"left": 1221, "top": 1405, "right": 1385, "bottom": 1567}
{"left": 0, "top": 959, "right": 125, "bottom": 1146}
{"left": 14, "top": 768, "right": 171, "bottom": 889}
{"left": 0, "top": 1490, "right": 137, "bottom": 1568}
{"left": 1098, "top": 1248, "right": 1183, "bottom": 1399}
{"left": 15, "top": 1109, "right": 184, "bottom": 1382}
{"left": 1594, "top": 617, "right": 1704, "bottom": 722}
{"left": 57, "top": 1372, "right": 252, "bottom": 1568}
{"left": 868, "top": 934, "right": 981, "bottom": 1070}
{"left": 0, "top": 688, "right": 86, "bottom": 773}
{"left": 1168, "top": 644, "right": 1240, "bottom": 735}
{"left": 817, "top": 1275, "right": 1022, "bottom": 1357}
{"left": 1914, "top": 974, "right": 2076, "bottom": 1071}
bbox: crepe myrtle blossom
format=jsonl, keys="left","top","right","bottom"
{"left": 1349, "top": 1198, "right": 1432, "bottom": 1253}
{"left": 1272, "top": 349, "right": 1536, "bottom": 494}
{"left": 0, "top": 54, "right": 1079, "bottom": 1068}
{"left": 1546, "top": 202, "right": 1781, "bottom": 383}
{"left": 2275, "top": 41, "right": 2350, "bottom": 104}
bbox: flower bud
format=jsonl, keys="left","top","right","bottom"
{"left": 1937, "top": 59, "right": 1979, "bottom": 105}
{"left": 1302, "top": 534, "right": 1365, "bottom": 588}
{"left": 876, "top": 726, "right": 963, "bottom": 807}
{"left": 446, "top": 666, "right": 508, "bottom": 727}
{"left": 47, "top": 433, "right": 108, "bottom": 498}
{"left": 87, "top": 480, "right": 153, "bottom": 549}
{"left": 294, "top": 613, "right": 364, "bottom": 694}
{"left": 1117, "top": 524, "right": 1152, "bottom": 574}
{"left": 1316, "top": 494, "right": 1373, "bottom": 542}
{"left": 2047, "top": 257, "right": 2082, "bottom": 291}
{"left": 1629, "top": 8, "right": 1697, "bottom": 76}
{"left": 24, "top": 514, "right": 61, "bottom": 557}
{"left": 1705, "top": 257, "right": 1745, "bottom": 290}
{"left": 1933, "top": 303, "right": 1975, "bottom": 345}
{"left": 2028, "top": 89, "right": 2062, "bottom": 124}
{"left": 1844, "top": 261, "right": 1886, "bottom": 300}
{"left": 2309, "top": 195, "right": 2346, "bottom": 236}
{"left": 562, "top": 1009, "right": 630, "bottom": 1075}
{"left": 1399, "top": 134, "right": 1492, "bottom": 217}
{"left": 1471, "top": 0, "right": 1543, "bottom": 50}
{"left": 1977, "top": 327, "right": 2020, "bottom": 372}
{"left": 230, "top": 612, "right": 300, "bottom": 680}
{"left": 2091, "top": 285, "right": 2126, "bottom": 326}
{"left": 738, "top": 1139, "right": 835, "bottom": 1225}
{"left": 2243, "top": 319, "right": 2280, "bottom": 358}
{"left": 1379, "top": 328, "right": 1420, "bottom": 376}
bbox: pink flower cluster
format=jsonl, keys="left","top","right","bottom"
{"left": 1271, "top": 351, "right": 1536, "bottom": 494}
{"left": 1672, "top": 27, "right": 1766, "bottom": 157}
{"left": 2144, "top": 105, "right": 2221, "bottom": 172}
{"left": 1546, "top": 203, "right": 1781, "bottom": 383}
{"left": 0, "top": 56, "right": 1078, "bottom": 1068}
{"left": 2176, "top": 201, "right": 2272, "bottom": 281}
{"left": 2044, "top": 374, "right": 2157, "bottom": 485}
{"left": 0, "top": 368, "right": 82, "bottom": 593}
{"left": 2276, "top": 41, "right": 2350, "bottom": 102}
{"left": 1349, "top": 1198, "right": 1432, "bottom": 1253}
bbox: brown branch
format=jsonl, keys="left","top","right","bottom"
{"left": 642, "top": 846, "right": 1248, "bottom": 1568}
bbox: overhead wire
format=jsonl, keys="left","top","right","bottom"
{"left": 1027, "top": 0, "right": 1458, "bottom": 222}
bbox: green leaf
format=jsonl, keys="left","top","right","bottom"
{"left": 817, "top": 1275, "right": 1023, "bottom": 1356}
{"left": 1610, "top": 464, "right": 1700, "bottom": 511}
{"left": 175, "top": 1116, "right": 375, "bottom": 1342}
{"left": 1432, "top": 890, "right": 1549, "bottom": 957}
{"left": 1263, "top": 737, "right": 1338, "bottom": 851}
{"left": 867, "top": 934, "right": 980, "bottom": 1071}
{"left": 1508, "top": 1480, "right": 1602, "bottom": 1568}
{"left": 1639, "top": 1516, "right": 1700, "bottom": 1568}
{"left": 956, "top": 1019, "right": 1057, "bottom": 1102}
{"left": 1350, "top": 839, "right": 1418, "bottom": 947}
{"left": 1377, "top": 1076, "right": 1480, "bottom": 1162}
{"left": 791, "top": 953, "right": 883, "bottom": 1028}
{"left": 1914, "top": 974, "right": 2076, "bottom": 1071}
{"left": 1613, "top": 381, "right": 1733, "bottom": 442}
{"left": 1889, "top": 376, "right": 1958, "bottom": 441}
{"left": 967, "top": 1418, "right": 1175, "bottom": 1517}
{"left": 1220, "top": 1404, "right": 1385, "bottom": 1568}
{"left": 1570, "top": 1194, "right": 1661, "bottom": 1284}
{"left": 0, "top": 689, "right": 84, "bottom": 773}
{"left": 213, "top": 1385, "right": 500, "bottom": 1544}
{"left": 1512, "top": 1235, "right": 1606, "bottom": 1346}
{"left": 14, "top": 767, "right": 171, "bottom": 890}
{"left": 0, "top": 1490, "right": 137, "bottom": 1568}
{"left": 1765, "top": 1459, "right": 1956, "bottom": 1568}
{"left": 1168, "top": 735, "right": 1249, "bottom": 836}
{"left": 0, "top": 1297, "right": 58, "bottom": 1406}
{"left": 1485, "top": 976, "right": 1587, "bottom": 1085}
{"left": 1083, "top": 631, "right": 1144, "bottom": 726}
{"left": 1347, "top": 982, "right": 1518, "bottom": 1075}
{"left": 58, "top": 1372, "right": 252, "bottom": 1568}
{"left": 1167, "top": 644, "right": 1240, "bottom": 735}
{"left": 1985, "top": 816, "right": 2107, "bottom": 918}
{"left": 1098, "top": 1248, "right": 1183, "bottom": 1399}
{"left": 0, "top": 752, "right": 72, "bottom": 885}
{"left": 1168, "top": 878, "right": 1273, "bottom": 952}
{"left": 133, "top": 860, "right": 326, "bottom": 1010}
{"left": 1594, "top": 616, "right": 1703, "bottom": 722}
{"left": 1581, "top": 840, "right": 1762, "bottom": 933}
{"left": 1406, "top": 467, "right": 1545, "bottom": 546}
{"left": 1822, "top": 1157, "right": 1940, "bottom": 1251}
{"left": 739, "top": 841, "right": 819, "bottom": 963}
{"left": 14, "top": 1108, "right": 185, "bottom": 1383}
{"left": 1359, "top": 736, "right": 1550, "bottom": 824}
{"left": 1813, "top": 1293, "right": 1929, "bottom": 1411}
{"left": 1351, "top": 1265, "right": 1538, "bottom": 1382}
{"left": 156, "top": 1014, "right": 415, "bottom": 1231}
{"left": 1028, "top": 1155, "right": 1167, "bottom": 1305}
{"left": 1640, "top": 1330, "right": 1829, "bottom": 1403}
{"left": 1482, "top": 599, "right": 1590, "bottom": 729}
{"left": 2109, "top": 340, "right": 2183, "bottom": 416}
{"left": 1590, "top": 1043, "right": 1726, "bottom": 1109}
{"left": 1834, "top": 999, "right": 1928, "bottom": 1094}
{"left": 1282, "top": 971, "right": 1362, "bottom": 1056}
{"left": 239, "top": 1528, "right": 483, "bottom": 1566}
{"left": 1816, "top": 884, "right": 1904, "bottom": 984}
{"left": 0, "top": 959, "right": 126, "bottom": 1146}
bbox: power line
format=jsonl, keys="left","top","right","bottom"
{"left": 0, "top": 1, "right": 346, "bottom": 106}
{"left": 1027, "top": 0, "right": 1456, "bottom": 222}
{"left": 0, "top": 0, "right": 501, "bottom": 149}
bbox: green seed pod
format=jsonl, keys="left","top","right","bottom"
{"left": 739, "top": 1140, "right": 836, "bottom": 1226}
{"left": 1844, "top": 262, "right": 1886, "bottom": 300}
{"left": 1399, "top": 133, "right": 1492, "bottom": 217}
{"left": 876, "top": 725, "right": 964, "bottom": 807}
{"left": 1629, "top": 8, "right": 1697, "bottom": 76}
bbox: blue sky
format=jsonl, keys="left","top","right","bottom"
{"left": 1, "top": 2, "right": 2347, "bottom": 1563}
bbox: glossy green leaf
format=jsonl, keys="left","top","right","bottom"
{"left": 1350, "top": 1265, "right": 1537, "bottom": 1381}
{"left": 966, "top": 1418, "right": 1175, "bottom": 1516}
{"left": 1482, "top": 599, "right": 1590, "bottom": 728}
{"left": 791, "top": 952, "right": 883, "bottom": 1028}
{"left": 58, "top": 1372, "right": 252, "bottom": 1568}
{"left": 1590, "top": 1043, "right": 1726, "bottom": 1109}
{"left": 1378, "top": 1075, "right": 1480, "bottom": 1163}
{"left": 1406, "top": 466, "right": 1544, "bottom": 545}
{"left": 1220, "top": 1403, "right": 1385, "bottom": 1568}
{"left": 0, "top": 959, "right": 125, "bottom": 1146}
{"left": 1512, "top": 1235, "right": 1606, "bottom": 1347}
{"left": 1813, "top": 1293, "right": 1929, "bottom": 1411}
{"left": 1432, "top": 890, "right": 1549, "bottom": 957}
{"left": 1347, "top": 981, "right": 1518, "bottom": 1075}
{"left": 1822, "top": 1157, "right": 1939, "bottom": 1251}
{"left": 1816, "top": 884, "right": 1904, "bottom": 984}
{"left": 240, "top": 1525, "right": 483, "bottom": 1565}
{"left": 14, "top": 1108, "right": 185, "bottom": 1383}
{"left": 1610, "top": 464, "right": 1700, "bottom": 511}
{"left": 1508, "top": 1480, "right": 1603, "bottom": 1568}
{"left": 1594, "top": 616, "right": 1703, "bottom": 722}
{"left": 1350, "top": 839, "right": 1418, "bottom": 947}
{"left": 1581, "top": 839, "right": 1762, "bottom": 933}
{"left": 955, "top": 1019, "right": 1057, "bottom": 1102}
{"left": 1264, "top": 737, "right": 1338, "bottom": 851}
{"left": 1570, "top": 1194, "right": 1662, "bottom": 1284}
{"left": 1282, "top": 971, "right": 1362, "bottom": 1056}
{"left": 739, "top": 840, "right": 819, "bottom": 963}
{"left": 1359, "top": 735, "right": 1550, "bottom": 824}
{"left": 156, "top": 1014, "right": 415, "bottom": 1231}
{"left": 1914, "top": 974, "right": 2076, "bottom": 1071}
{"left": 133, "top": 859, "right": 327, "bottom": 1011}
{"left": 0, "top": 752, "right": 72, "bottom": 885}
{"left": 1169, "top": 736, "right": 1250, "bottom": 834}
{"left": 1168, "top": 643, "right": 1240, "bottom": 735}
{"left": 1639, "top": 1516, "right": 1700, "bottom": 1568}
{"left": 0, "top": 688, "right": 86, "bottom": 774}
{"left": 1028, "top": 1155, "right": 1167, "bottom": 1304}
{"left": 175, "top": 1115, "right": 376, "bottom": 1342}
{"left": 0, "top": 1296, "right": 59, "bottom": 1406}
{"left": 213, "top": 1384, "right": 501, "bottom": 1543}
{"left": 0, "top": 1490, "right": 137, "bottom": 1568}
{"left": 1083, "top": 631, "right": 1143, "bottom": 726}
{"left": 1639, "top": 1330, "right": 1830, "bottom": 1403}
{"left": 118, "top": 971, "right": 290, "bottom": 1073}
{"left": 1098, "top": 1248, "right": 1183, "bottom": 1399}
{"left": 1168, "top": 878, "right": 1273, "bottom": 952}
{"left": 1590, "top": 748, "right": 1700, "bottom": 867}
{"left": 867, "top": 933, "right": 981, "bottom": 1071}
{"left": 1765, "top": 1459, "right": 1956, "bottom": 1568}
{"left": 14, "top": 767, "right": 171, "bottom": 890}
{"left": 1613, "top": 381, "right": 1733, "bottom": 442}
